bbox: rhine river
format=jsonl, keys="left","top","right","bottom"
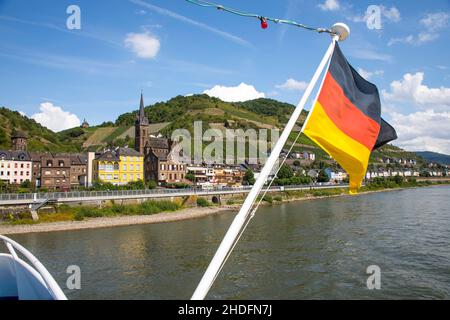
{"left": 8, "top": 186, "right": 450, "bottom": 299}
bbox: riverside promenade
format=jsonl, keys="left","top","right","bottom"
{"left": 0, "top": 184, "right": 348, "bottom": 207}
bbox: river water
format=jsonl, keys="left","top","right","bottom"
{"left": 7, "top": 186, "right": 450, "bottom": 299}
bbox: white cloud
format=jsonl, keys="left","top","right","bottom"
{"left": 420, "top": 12, "right": 449, "bottom": 31}
{"left": 388, "top": 110, "right": 450, "bottom": 154}
{"left": 382, "top": 72, "right": 450, "bottom": 110}
{"left": 389, "top": 32, "right": 439, "bottom": 46}
{"left": 357, "top": 68, "right": 384, "bottom": 80}
{"left": 318, "top": 0, "right": 340, "bottom": 11}
{"left": 389, "top": 12, "right": 448, "bottom": 46}
{"left": 31, "top": 102, "right": 80, "bottom": 132}
{"left": 203, "top": 83, "right": 265, "bottom": 102}
{"left": 124, "top": 32, "right": 160, "bottom": 59}
{"left": 381, "top": 6, "right": 401, "bottom": 23}
{"left": 275, "top": 78, "right": 308, "bottom": 91}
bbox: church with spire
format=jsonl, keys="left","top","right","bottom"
{"left": 135, "top": 92, "right": 149, "bottom": 155}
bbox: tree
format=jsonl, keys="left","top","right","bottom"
{"left": 393, "top": 175, "right": 404, "bottom": 185}
{"left": 277, "top": 164, "right": 293, "bottom": 179}
{"left": 317, "top": 169, "right": 330, "bottom": 183}
{"left": 293, "top": 160, "right": 301, "bottom": 167}
{"left": 243, "top": 169, "right": 255, "bottom": 185}
{"left": 20, "top": 179, "right": 32, "bottom": 189}
{"left": 0, "top": 128, "right": 8, "bottom": 146}
{"left": 185, "top": 173, "right": 195, "bottom": 182}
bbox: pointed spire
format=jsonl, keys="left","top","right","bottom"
{"left": 136, "top": 91, "right": 149, "bottom": 125}
{"left": 139, "top": 91, "right": 145, "bottom": 119}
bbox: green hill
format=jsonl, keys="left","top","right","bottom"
{"left": 0, "top": 107, "right": 80, "bottom": 152}
{"left": 415, "top": 151, "right": 450, "bottom": 165}
{"left": 0, "top": 95, "right": 429, "bottom": 166}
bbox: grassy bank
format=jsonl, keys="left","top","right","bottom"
{"left": 6, "top": 200, "right": 181, "bottom": 225}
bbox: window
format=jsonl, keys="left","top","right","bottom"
{"left": 114, "top": 175, "right": 118, "bottom": 180}
{"left": 20, "top": 163, "right": 24, "bottom": 168}
{"left": 123, "top": 164, "right": 127, "bottom": 171}
{"left": 0, "top": 171, "right": 3, "bottom": 176}
{"left": 123, "top": 174, "right": 127, "bottom": 180}
{"left": 45, "top": 171, "right": 51, "bottom": 175}
{"left": 136, "top": 164, "right": 140, "bottom": 171}
{"left": 20, "top": 171, "right": 23, "bottom": 176}
{"left": 27, "top": 164, "right": 30, "bottom": 169}
{"left": 59, "top": 160, "right": 65, "bottom": 167}
{"left": 130, "top": 164, "right": 134, "bottom": 171}
{"left": 130, "top": 174, "right": 134, "bottom": 180}
{"left": 137, "top": 174, "right": 140, "bottom": 179}
{"left": 106, "top": 175, "right": 112, "bottom": 180}
{"left": 62, "top": 171, "right": 66, "bottom": 175}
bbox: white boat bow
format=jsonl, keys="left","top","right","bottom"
{"left": 0, "top": 235, "right": 67, "bottom": 300}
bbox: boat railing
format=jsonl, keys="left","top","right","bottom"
{"left": 0, "top": 235, "right": 67, "bottom": 300}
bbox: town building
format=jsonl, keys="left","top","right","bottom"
{"left": 117, "top": 147, "right": 144, "bottom": 183}
{"left": 81, "top": 118, "right": 89, "bottom": 128}
{"left": 40, "top": 154, "right": 71, "bottom": 191}
{"left": 0, "top": 151, "right": 32, "bottom": 185}
{"left": 11, "top": 130, "right": 28, "bottom": 152}
{"left": 144, "top": 137, "right": 186, "bottom": 185}
{"left": 93, "top": 150, "right": 120, "bottom": 185}
{"left": 93, "top": 148, "right": 144, "bottom": 185}
{"left": 213, "top": 165, "right": 243, "bottom": 187}
{"left": 29, "top": 152, "right": 42, "bottom": 187}
{"left": 67, "top": 153, "right": 88, "bottom": 187}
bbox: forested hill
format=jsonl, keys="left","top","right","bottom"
{"left": 0, "top": 95, "right": 434, "bottom": 166}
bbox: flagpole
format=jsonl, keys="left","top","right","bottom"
{"left": 191, "top": 24, "right": 349, "bottom": 301}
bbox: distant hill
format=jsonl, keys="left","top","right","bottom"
{"left": 415, "top": 151, "right": 450, "bottom": 165}
{"left": 0, "top": 107, "right": 80, "bottom": 152}
{"left": 0, "top": 95, "right": 430, "bottom": 166}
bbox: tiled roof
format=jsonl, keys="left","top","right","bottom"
{"left": 117, "top": 147, "right": 141, "bottom": 157}
{"left": 95, "top": 150, "right": 120, "bottom": 161}
{"left": 0, "top": 150, "right": 31, "bottom": 161}
{"left": 146, "top": 137, "right": 170, "bottom": 149}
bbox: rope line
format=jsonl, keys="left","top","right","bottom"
{"left": 185, "top": 0, "right": 336, "bottom": 35}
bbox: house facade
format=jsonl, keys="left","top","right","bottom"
{"left": 40, "top": 154, "right": 71, "bottom": 191}
{"left": 0, "top": 151, "right": 32, "bottom": 185}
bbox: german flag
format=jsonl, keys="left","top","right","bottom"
{"left": 304, "top": 43, "right": 397, "bottom": 194}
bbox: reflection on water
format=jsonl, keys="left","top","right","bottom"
{"left": 9, "top": 186, "right": 450, "bottom": 299}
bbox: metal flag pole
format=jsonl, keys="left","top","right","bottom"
{"left": 191, "top": 23, "right": 350, "bottom": 301}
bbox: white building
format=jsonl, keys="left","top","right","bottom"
{"left": 0, "top": 151, "right": 33, "bottom": 185}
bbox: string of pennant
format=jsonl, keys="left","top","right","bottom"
{"left": 185, "top": 0, "right": 336, "bottom": 34}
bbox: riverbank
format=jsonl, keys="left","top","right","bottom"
{"left": 1, "top": 182, "right": 448, "bottom": 235}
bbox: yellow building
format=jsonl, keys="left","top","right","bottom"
{"left": 117, "top": 148, "right": 144, "bottom": 184}
{"left": 93, "top": 148, "right": 144, "bottom": 185}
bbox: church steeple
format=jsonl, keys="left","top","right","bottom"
{"left": 135, "top": 92, "right": 149, "bottom": 154}
{"left": 136, "top": 91, "right": 149, "bottom": 125}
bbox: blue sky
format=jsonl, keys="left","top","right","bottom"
{"left": 0, "top": 0, "right": 449, "bottom": 153}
